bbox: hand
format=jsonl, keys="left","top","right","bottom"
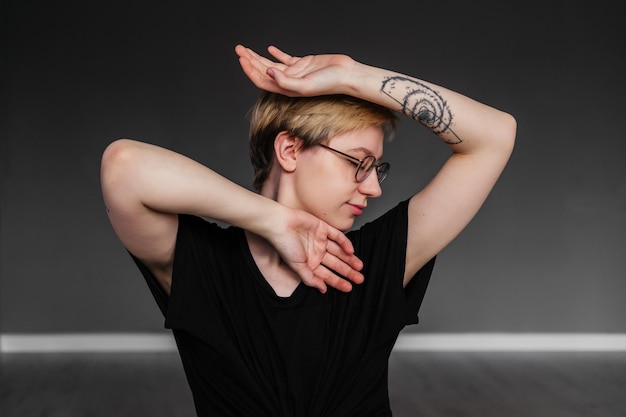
{"left": 267, "top": 206, "right": 364, "bottom": 293}
{"left": 235, "top": 44, "right": 356, "bottom": 97}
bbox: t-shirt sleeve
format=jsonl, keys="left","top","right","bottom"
{"left": 348, "top": 199, "right": 436, "bottom": 328}
{"left": 164, "top": 214, "right": 231, "bottom": 336}
{"left": 127, "top": 214, "right": 226, "bottom": 327}
{"left": 129, "top": 252, "right": 169, "bottom": 316}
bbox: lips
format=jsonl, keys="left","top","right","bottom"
{"left": 347, "top": 203, "right": 365, "bottom": 216}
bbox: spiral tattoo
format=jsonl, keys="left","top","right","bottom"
{"left": 381, "top": 75, "right": 462, "bottom": 144}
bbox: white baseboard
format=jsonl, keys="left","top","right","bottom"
{"left": 2, "top": 333, "right": 626, "bottom": 353}
{"left": 0, "top": 333, "right": 177, "bottom": 353}
{"left": 392, "top": 333, "right": 626, "bottom": 352}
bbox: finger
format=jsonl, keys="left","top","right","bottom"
{"left": 267, "top": 45, "right": 299, "bottom": 65}
{"left": 238, "top": 56, "right": 283, "bottom": 92}
{"left": 313, "top": 264, "right": 353, "bottom": 293}
{"left": 241, "top": 51, "right": 272, "bottom": 78}
{"left": 236, "top": 45, "right": 273, "bottom": 66}
{"left": 240, "top": 46, "right": 291, "bottom": 77}
{"left": 236, "top": 45, "right": 288, "bottom": 83}
{"left": 325, "top": 237, "right": 363, "bottom": 272}
{"left": 290, "top": 263, "right": 328, "bottom": 294}
{"left": 327, "top": 227, "right": 355, "bottom": 254}
{"left": 321, "top": 249, "right": 364, "bottom": 285}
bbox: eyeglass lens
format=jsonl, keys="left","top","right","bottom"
{"left": 356, "top": 156, "right": 389, "bottom": 183}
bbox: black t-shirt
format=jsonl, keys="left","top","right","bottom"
{"left": 132, "top": 199, "right": 435, "bottom": 417}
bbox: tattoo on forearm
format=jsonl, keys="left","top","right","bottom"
{"left": 381, "top": 76, "right": 462, "bottom": 144}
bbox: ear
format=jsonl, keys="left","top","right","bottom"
{"left": 274, "top": 131, "right": 301, "bottom": 173}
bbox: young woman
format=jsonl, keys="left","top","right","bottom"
{"left": 100, "top": 44, "right": 516, "bottom": 416}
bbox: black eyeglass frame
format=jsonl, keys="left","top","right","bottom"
{"left": 318, "top": 144, "right": 390, "bottom": 183}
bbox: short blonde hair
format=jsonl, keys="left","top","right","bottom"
{"left": 248, "top": 92, "right": 397, "bottom": 190}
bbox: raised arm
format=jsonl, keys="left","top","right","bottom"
{"left": 386, "top": 75, "right": 516, "bottom": 285}
{"left": 236, "top": 45, "right": 516, "bottom": 285}
{"left": 100, "top": 139, "right": 363, "bottom": 293}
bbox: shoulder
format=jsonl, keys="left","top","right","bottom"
{"left": 170, "top": 216, "right": 249, "bottom": 297}
{"left": 346, "top": 199, "right": 410, "bottom": 278}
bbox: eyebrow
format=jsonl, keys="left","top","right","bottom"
{"left": 346, "top": 147, "right": 384, "bottom": 161}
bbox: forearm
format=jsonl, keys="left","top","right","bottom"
{"left": 102, "top": 139, "right": 282, "bottom": 235}
{"left": 102, "top": 138, "right": 363, "bottom": 293}
{"left": 236, "top": 44, "right": 515, "bottom": 155}
{"left": 345, "top": 62, "right": 516, "bottom": 155}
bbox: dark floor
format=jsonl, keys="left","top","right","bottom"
{"left": 2, "top": 351, "right": 625, "bottom": 417}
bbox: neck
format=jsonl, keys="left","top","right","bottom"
{"left": 245, "top": 230, "right": 302, "bottom": 297}
{"left": 245, "top": 230, "right": 281, "bottom": 266}
{"left": 259, "top": 179, "right": 279, "bottom": 201}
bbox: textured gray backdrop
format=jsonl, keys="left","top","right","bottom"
{"left": 1, "top": 0, "right": 624, "bottom": 334}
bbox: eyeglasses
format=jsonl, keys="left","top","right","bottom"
{"left": 318, "top": 144, "right": 390, "bottom": 183}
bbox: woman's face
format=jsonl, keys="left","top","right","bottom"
{"left": 289, "top": 125, "right": 386, "bottom": 231}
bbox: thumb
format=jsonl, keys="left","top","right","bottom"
{"left": 266, "top": 67, "right": 300, "bottom": 94}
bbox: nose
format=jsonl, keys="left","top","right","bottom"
{"left": 358, "top": 171, "right": 383, "bottom": 198}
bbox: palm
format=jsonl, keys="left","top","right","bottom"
{"left": 235, "top": 44, "right": 354, "bottom": 97}
{"left": 269, "top": 207, "right": 363, "bottom": 294}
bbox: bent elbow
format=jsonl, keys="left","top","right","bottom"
{"left": 100, "top": 139, "right": 139, "bottom": 194}
{"left": 101, "top": 139, "right": 135, "bottom": 175}
{"left": 496, "top": 112, "right": 517, "bottom": 157}
{"left": 504, "top": 112, "right": 517, "bottom": 144}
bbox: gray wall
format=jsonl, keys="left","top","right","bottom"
{"left": 1, "top": 0, "right": 624, "bottom": 334}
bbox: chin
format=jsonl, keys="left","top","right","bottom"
{"left": 331, "top": 218, "right": 355, "bottom": 233}
{"left": 315, "top": 208, "right": 355, "bottom": 232}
